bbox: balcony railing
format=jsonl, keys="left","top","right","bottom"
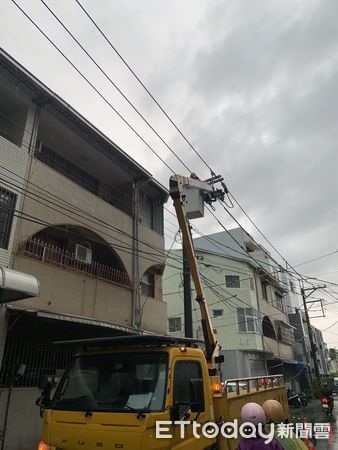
{"left": 24, "top": 238, "right": 131, "bottom": 288}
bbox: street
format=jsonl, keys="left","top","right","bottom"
{"left": 291, "top": 398, "right": 337, "bottom": 450}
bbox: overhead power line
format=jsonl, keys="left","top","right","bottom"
{"left": 218, "top": 198, "right": 316, "bottom": 289}
{"left": 0, "top": 103, "right": 336, "bottom": 295}
{"left": 322, "top": 321, "right": 338, "bottom": 332}
{"left": 9, "top": 208, "right": 184, "bottom": 274}
{"left": 39, "top": 0, "right": 191, "bottom": 174}
{"left": 74, "top": 0, "right": 215, "bottom": 176}
{"left": 1, "top": 170, "right": 185, "bottom": 267}
{"left": 71, "top": 0, "right": 330, "bottom": 294}
{"left": 10, "top": 0, "right": 175, "bottom": 175}
{"left": 8, "top": 3, "right": 336, "bottom": 303}
{"left": 293, "top": 249, "right": 338, "bottom": 268}
{"left": 0, "top": 105, "right": 315, "bottom": 296}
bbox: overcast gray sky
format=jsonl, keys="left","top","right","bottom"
{"left": 1, "top": 0, "right": 338, "bottom": 343}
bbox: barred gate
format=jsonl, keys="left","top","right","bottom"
{"left": 0, "top": 312, "right": 120, "bottom": 388}
{"left": 0, "top": 333, "right": 75, "bottom": 388}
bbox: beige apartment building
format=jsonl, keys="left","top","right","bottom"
{"left": 0, "top": 48, "right": 167, "bottom": 450}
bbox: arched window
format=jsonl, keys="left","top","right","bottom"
{"left": 262, "top": 316, "right": 277, "bottom": 340}
{"left": 22, "top": 225, "right": 130, "bottom": 287}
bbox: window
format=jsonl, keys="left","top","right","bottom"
{"left": 274, "top": 292, "right": 284, "bottom": 311}
{"left": 261, "top": 281, "right": 268, "bottom": 300}
{"left": 36, "top": 141, "right": 100, "bottom": 196}
{"left": 0, "top": 187, "right": 17, "bottom": 249}
{"left": 237, "top": 307, "right": 260, "bottom": 333}
{"left": 212, "top": 309, "right": 224, "bottom": 318}
{"left": 249, "top": 277, "right": 255, "bottom": 291}
{"left": 173, "top": 361, "right": 204, "bottom": 411}
{"left": 277, "top": 325, "right": 294, "bottom": 344}
{"left": 225, "top": 275, "right": 240, "bottom": 288}
{"left": 140, "top": 272, "right": 155, "bottom": 297}
{"left": 139, "top": 193, "right": 164, "bottom": 235}
{"left": 52, "top": 352, "right": 168, "bottom": 412}
{"left": 289, "top": 280, "right": 295, "bottom": 294}
{"left": 139, "top": 193, "right": 153, "bottom": 229}
{"left": 0, "top": 87, "right": 28, "bottom": 147}
{"left": 168, "top": 317, "right": 182, "bottom": 332}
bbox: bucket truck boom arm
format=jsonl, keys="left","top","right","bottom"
{"left": 169, "top": 174, "right": 226, "bottom": 366}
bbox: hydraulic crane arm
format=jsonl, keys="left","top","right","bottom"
{"left": 169, "top": 174, "right": 225, "bottom": 366}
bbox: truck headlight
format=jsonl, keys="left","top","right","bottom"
{"left": 37, "top": 442, "right": 50, "bottom": 450}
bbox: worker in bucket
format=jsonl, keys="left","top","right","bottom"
{"left": 262, "top": 399, "right": 310, "bottom": 449}
{"left": 237, "top": 402, "right": 284, "bottom": 449}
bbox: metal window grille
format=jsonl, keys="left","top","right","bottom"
{"left": 274, "top": 292, "right": 285, "bottom": 311}
{"left": 277, "top": 325, "right": 294, "bottom": 345}
{"left": 168, "top": 317, "right": 182, "bottom": 332}
{"left": 139, "top": 193, "right": 164, "bottom": 236}
{"left": 261, "top": 280, "right": 269, "bottom": 300}
{"left": 0, "top": 187, "right": 17, "bottom": 249}
{"left": 140, "top": 272, "right": 155, "bottom": 297}
{"left": 139, "top": 193, "right": 153, "bottom": 229}
{"left": 212, "top": 309, "right": 224, "bottom": 318}
{"left": 225, "top": 275, "right": 240, "bottom": 288}
{"left": 24, "top": 238, "right": 131, "bottom": 288}
{"left": 0, "top": 333, "right": 75, "bottom": 388}
{"left": 35, "top": 140, "right": 133, "bottom": 216}
{"left": 237, "top": 307, "right": 260, "bottom": 333}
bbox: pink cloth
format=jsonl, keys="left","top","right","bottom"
{"left": 237, "top": 437, "right": 285, "bottom": 450}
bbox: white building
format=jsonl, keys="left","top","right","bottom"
{"left": 164, "top": 228, "right": 298, "bottom": 381}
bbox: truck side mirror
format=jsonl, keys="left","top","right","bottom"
{"left": 170, "top": 403, "right": 191, "bottom": 422}
{"left": 189, "top": 378, "right": 204, "bottom": 413}
{"left": 36, "top": 379, "right": 54, "bottom": 412}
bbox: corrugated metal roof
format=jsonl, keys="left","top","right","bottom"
{"left": 5, "top": 304, "right": 151, "bottom": 335}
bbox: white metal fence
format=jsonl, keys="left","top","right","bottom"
{"left": 24, "top": 238, "right": 130, "bottom": 288}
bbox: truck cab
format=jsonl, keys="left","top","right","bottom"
{"left": 39, "top": 335, "right": 216, "bottom": 450}
{"left": 38, "top": 335, "right": 288, "bottom": 450}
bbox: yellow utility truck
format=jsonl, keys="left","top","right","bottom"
{"left": 37, "top": 175, "right": 289, "bottom": 450}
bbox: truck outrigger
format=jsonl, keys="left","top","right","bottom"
{"left": 37, "top": 174, "right": 289, "bottom": 450}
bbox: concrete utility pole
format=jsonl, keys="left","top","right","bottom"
{"left": 301, "top": 285, "right": 326, "bottom": 380}
{"left": 295, "top": 307, "right": 312, "bottom": 383}
{"left": 183, "top": 236, "right": 193, "bottom": 338}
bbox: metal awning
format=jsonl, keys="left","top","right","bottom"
{"left": 282, "top": 359, "right": 307, "bottom": 366}
{"left": 0, "top": 266, "right": 40, "bottom": 303}
{"left": 271, "top": 357, "right": 308, "bottom": 366}
{"left": 5, "top": 304, "right": 153, "bottom": 335}
{"left": 276, "top": 320, "right": 296, "bottom": 330}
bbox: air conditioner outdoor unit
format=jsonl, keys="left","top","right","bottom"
{"left": 75, "top": 244, "right": 92, "bottom": 264}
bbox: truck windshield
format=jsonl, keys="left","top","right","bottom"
{"left": 52, "top": 352, "right": 168, "bottom": 413}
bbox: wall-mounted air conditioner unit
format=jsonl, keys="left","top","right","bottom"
{"left": 75, "top": 244, "right": 92, "bottom": 264}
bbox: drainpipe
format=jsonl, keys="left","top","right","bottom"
{"left": 132, "top": 180, "right": 140, "bottom": 328}
{"left": 10, "top": 105, "right": 40, "bottom": 269}
{"left": 0, "top": 364, "right": 26, "bottom": 450}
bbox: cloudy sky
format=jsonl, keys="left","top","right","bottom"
{"left": 1, "top": 0, "right": 338, "bottom": 343}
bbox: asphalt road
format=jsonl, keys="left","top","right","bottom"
{"left": 290, "top": 398, "right": 337, "bottom": 450}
